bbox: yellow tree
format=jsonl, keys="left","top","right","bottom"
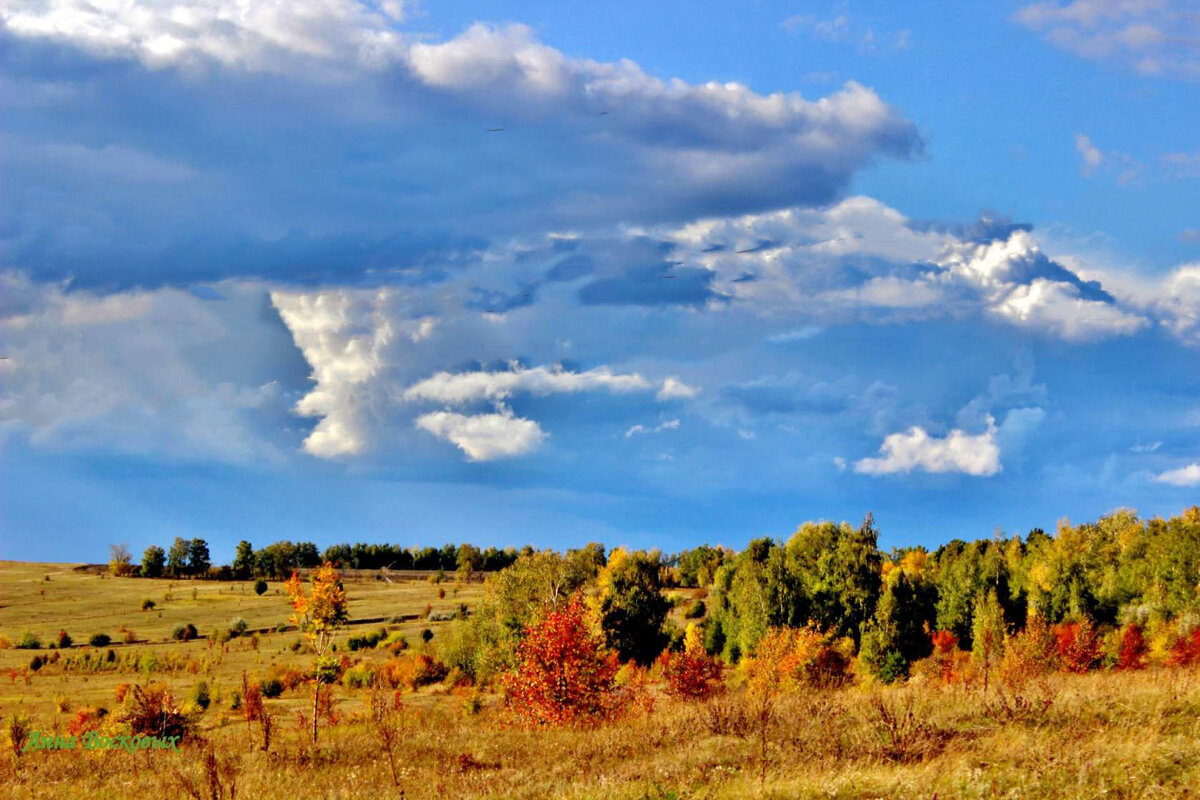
{"left": 284, "top": 562, "right": 349, "bottom": 746}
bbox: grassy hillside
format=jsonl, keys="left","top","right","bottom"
{"left": 1, "top": 561, "right": 1199, "bottom": 799}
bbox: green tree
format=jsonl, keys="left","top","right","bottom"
{"left": 166, "top": 537, "right": 190, "bottom": 577}
{"left": 232, "top": 540, "right": 255, "bottom": 580}
{"left": 140, "top": 545, "right": 166, "bottom": 578}
{"left": 188, "top": 538, "right": 211, "bottom": 576}
{"left": 595, "top": 548, "right": 671, "bottom": 665}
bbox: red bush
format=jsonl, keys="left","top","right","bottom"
{"left": 1116, "top": 624, "right": 1149, "bottom": 671}
{"left": 66, "top": 707, "right": 105, "bottom": 736}
{"left": 502, "top": 596, "right": 621, "bottom": 726}
{"left": 1052, "top": 620, "right": 1102, "bottom": 673}
{"left": 1168, "top": 627, "right": 1200, "bottom": 667}
{"left": 659, "top": 648, "right": 723, "bottom": 701}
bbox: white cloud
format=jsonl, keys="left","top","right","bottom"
{"left": 271, "top": 288, "right": 397, "bottom": 457}
{"left": 1015, "top": 0, "right": 1200, "bottom": 79}
{"left": 856, "top": 407, "right": 1045, "bottom": 477}
{"left": 657, "top": 377, "right": 700, "bottom": 401}
{"left": 625, "top": 419, "right": 680, "bottom": 438}
{"left": 403, "top": 363, "right": 660, "bottom": 405}
{"left": 664, "top": 198, "right": 1154, "bottom": 341}
{"left": 0, "top": 0, "right": 409, "bottom": 76}
{"left": 855, "top": 418, "right": 1004, "bottom": 476}
{"left": 1156, "top": 463, "right": 1200, "bottom": 486}
{"left": 1130, "top": 441, "right": 1162, "bottom": 453}
{"left": 415, "top": 408, "right": 546, "bottom": 461}
{"left": 0, "top": 272, "right": 288, "bottom": 463}
{"left": 1076, "top": 133, "right": 1104, "bottom": 174}
{"left": 988, "top": 277, "right": 1148, "bottom": 340}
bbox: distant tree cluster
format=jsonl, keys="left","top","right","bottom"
{"left": 128, "top": 536, "right": 523, "bottom": 580}
{"left": 135, "top": 537, "right": 210, "bottom": 578}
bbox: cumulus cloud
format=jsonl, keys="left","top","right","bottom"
{"left": 855, "top": 407, "right": 1045, "bottom": 477}
{"left": 415, "top": 407, "right": 546, "bottom": 461}
{"left": 271, "top": 288, "right": 398, "bottom": 457}
{"left": 661, "top": 197, "right": 1154, "bottom": 342}
{"left": 1015, "top": 0, "right": 1200, "bottom": 79}
{"left": 1155, "top": 463, "right": 1200, "bottom": 486}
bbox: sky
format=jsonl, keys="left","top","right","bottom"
{"left": 1, "top": 0, "right": 1198, "bottom": 564}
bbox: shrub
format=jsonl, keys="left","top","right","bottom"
{"left": 254, "top": 579, "right": 268, "bottom": 596}
{"left": 56, "top": 630, "right": 73, "bottom": 649}
{"left": 660, "top": 648, "right": 724, "bottom": 701}
{"left": 7, "top": 714, "right": 31, "bottom": 763}
{"left": 501, "top": 595, "right": 621, "bottom": 726}
{"left": 684, "top": 599, "right": 707, "bottom": 619}
{"left": 265, "top": 664, "right": 307, "bottom": 692}
{"left": 1052, "top": 620, "right": 1102, "bottom": 673}
{"left": 259, "top": 678, "right": 284, "bottom": 698}
{"left": 1167, "top": 626, "right": 1200, "bottom": 667}
{"left": 342, "top": 663, "right": 376, "bottom": 689}
{"left": 122, "top": 628, "right": 137, "bottom": 644}
{"left": 16, "top": 632, "right": 40, "bottom": 650}
{"left": 188, "top": 681, "right": 211, "bottom": 711}
{"left": 380, "top": 654, "right": 449, "bottom": 691}
{"left": 89, "top": 633, "right": 111, "bottom": 648}
{"left": 172, "top": 623, "right": 199, "bottom": 642}
{"left": 421, "top": 628, "right": 434, "bottom": 644}
{"left": 1001, "top": 614, "right": 1059, "bottom": 681}
{"left": 66, "top": 707, "right": 107, "bottom": 736}
{"left": 743, "top": 626, "right": 852, "bottom": 693}
{"left": 141, "top": 599, "right": 156, "bottom": 611}
{"left": 229, "top": 617, "right": 248, "bottom": 637}
{"left": 1117, "top": 624, "right": 1149, "bottom": 670}
{"left": 118, "top": 682, "right": 194, "bottom": 741}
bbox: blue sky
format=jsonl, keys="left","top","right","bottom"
{"left": 1, "top": 1, "right": 1198, "bottom": 564}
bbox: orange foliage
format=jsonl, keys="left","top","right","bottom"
{"left": 379, "top": 654, "right": 449, "bottom": 691}
{"left": 502, "top": 595, "right": 622, "bottom": 726}
{"left": 1052, "top": 620, "right": 1102, "bottom": 673}
{"left": 66, "top": 707, "right": 105, "bottom": 736}
{"left": 1117, "top": 624, "right": 1149, "bottom": 671}
{"left": 658, "top": 648, "right": 724, "bottom": 701}
{"left": 744, "top": 625, "right": 850, "bottom": 694}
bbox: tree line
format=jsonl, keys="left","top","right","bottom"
{"left": 115, "top": 538, "right": 522, "bottom": 581}
{"left": 435, "top": 506, "right": 1200, "bottom": 685}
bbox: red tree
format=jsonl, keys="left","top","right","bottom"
{"left": 1168, "top": 627, "right": 1200, "bottom": 667}
{"left": 1116, "top": 624, "right": 1148, "bottom": 671}
{"left": 659, "top": 649, "right": 723, "bottom": 701}
{"left": 1052, "top": 620, "right": 1101, "bottom": 673}
{"left": 503, "top": 596, "right": 621, "bottom": 726}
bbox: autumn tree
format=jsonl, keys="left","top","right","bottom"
{"left": 109, "top": 543, "right": 134, "bottom": 577}
{"left": 502, "top": 595, "right": 620, "bottom": 726}
{"left": 284, "top": 562, "right": 349, "bottom": 746}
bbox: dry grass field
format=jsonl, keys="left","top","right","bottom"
{"left": 2, "top": 561, "right": 1199, "bottom": 799}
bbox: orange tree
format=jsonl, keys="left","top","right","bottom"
{"left": 659, "top": 623, "right": 724, "bottom": 701}
{"left": 502, "top": 594, "right": 621, "bottom": 726}
{"left": 284, "top": 562, "right": 349, "bottom": 745}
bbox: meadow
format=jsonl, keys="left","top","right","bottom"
{"left": 2, "top": 558, "right": 1199, "bottom": 799}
